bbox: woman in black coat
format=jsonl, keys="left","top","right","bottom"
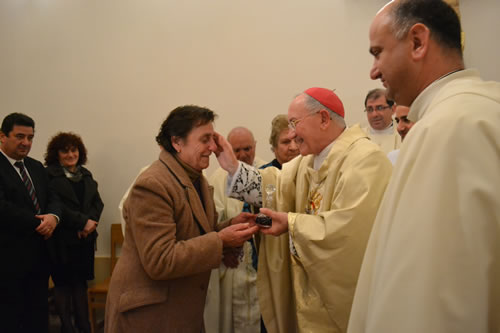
{"left": 45, "top": 132, "right": 104, "bottom": 333}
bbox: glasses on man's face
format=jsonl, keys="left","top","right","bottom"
{"left": 288, "top": 111, "right": 319, "bottom": 130}
{"left": 364, "top": 105, "right": 391, "bottom": 113}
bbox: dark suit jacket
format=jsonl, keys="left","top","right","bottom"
{"left": 46, "top": 164, "right": 103, "bottom": 278}
{"left": 0, "top": 153, "right": 62, "bottom": 277}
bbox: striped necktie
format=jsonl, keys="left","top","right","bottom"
{"left": 14, "top": 161, "right": 41, "bottom": 214}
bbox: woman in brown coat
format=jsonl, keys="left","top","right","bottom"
{"left": 105, "top": 105, "right": 259, "bottom": 333}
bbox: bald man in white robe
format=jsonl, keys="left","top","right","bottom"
{"left": 349, "top": 1, "right": 500, "bottom": 332}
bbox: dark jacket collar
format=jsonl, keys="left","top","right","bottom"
{"left": 46, "top": 164, "right": 91, "bottom": 177}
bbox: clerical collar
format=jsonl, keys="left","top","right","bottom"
{"left": 313, "top": 140, "right": 335, "bottom": 171}
{"left": 437, "top": 68, "right": 464, "bottom": 81}
{"left": 369, "top": 122, "right": 394, "bottom": 135}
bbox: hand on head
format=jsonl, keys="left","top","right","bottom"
{"left": 213, "top": 132, "right": 239, "bottom": 175}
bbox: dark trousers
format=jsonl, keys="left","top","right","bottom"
{"left": 0, "top": 271, "right": 49, "bottom": 333}
{"left": 53, "top": 280, "right": 90, "bottom": 333}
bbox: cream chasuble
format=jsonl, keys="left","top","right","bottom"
{"left": 228, "top": 125, "right": 392, "bottom": 333}
{"left": 349, "top": 69, "right": 500, "bottom": 333}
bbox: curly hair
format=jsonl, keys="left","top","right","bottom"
{"left": 44, "top": 132, "right": 88, "bottom": 166}
{"left": 156, "top": 105, "right": 217, "bottom": 153}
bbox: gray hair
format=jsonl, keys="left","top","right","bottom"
{"left": 303, "top": 94, "right": 346, "bottom": 129}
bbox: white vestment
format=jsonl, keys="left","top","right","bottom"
{"left": 387, "top": 149, "right": 399, "bottom": 165}
{"left": 349, "top": 69, "right": 500, "bottom": 333}
{"left": 204, "top": 157, "right": 266, "bottom": 333}
{"left": 362, "top": 122, "right": 401, "bottom": 154}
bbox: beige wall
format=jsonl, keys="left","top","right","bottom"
{"left": 461, "top": 0, "right": 500, "bottom": 82}
{"left": 1, "top": 0, "right": 499, "bottom": 257}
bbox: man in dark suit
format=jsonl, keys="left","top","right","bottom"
{"left": 0, "top": 113, "right": 62, "bottom": 333}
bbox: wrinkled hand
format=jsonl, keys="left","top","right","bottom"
{"left": 218, "top": 223, "right": 259, "bottom": 248}
{"left": 35, "top": 214, "right": 58, "bottom": 239}
{"left": 258, "top": 208, "right": 289, "bottom": 236}
{"left": 213, "top": 132, "right": 239, "bottom": 176}
{"left": 222, "top": 247, "right": 242, "bottom": 268}
{"left": 79, "top": 219, "right": 98, "bottom": 239}
{"left": 231, "top": 212, "right": 257, "bottom": 226}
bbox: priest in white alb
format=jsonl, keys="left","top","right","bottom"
{"left": 348, "top": 1, "right": 500, "bottom": 332}
{"left": 362, "top": 88, "right": 401, "bottom": 154}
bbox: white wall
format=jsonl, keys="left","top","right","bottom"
{"left": 461, "top": 0, "right": 500, "bottom": 82}
{"left": 1, "top": 0, "right": 499, "bottom": 256}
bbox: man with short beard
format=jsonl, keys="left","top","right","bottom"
{"left": 349, "top": 1, "right": 500, "bottom": 332}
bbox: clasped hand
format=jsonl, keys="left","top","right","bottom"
{"left": 218, "top": 212, "right": 259, "bottom": 248}
{"left": 78, "top": 219, "right": 98, "bottom": 239}
{"left": 35, "top": 214, "right": 58, "bottom": 239}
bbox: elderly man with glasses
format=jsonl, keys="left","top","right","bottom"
{"left": 214, "top": 87, "right": 392, "bottom": 333}
{"left": 362, "top": 88, "right": 401, "bottom": 154}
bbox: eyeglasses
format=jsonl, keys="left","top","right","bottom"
{"left": 365, "top": 105, "right": 391, "bottom": 113}
{"left": 288, "top": 111, "right": 319, "bottom": 130}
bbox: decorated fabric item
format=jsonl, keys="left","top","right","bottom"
{"left": 228, "top": 162, "right": 301, "bottom": 259}
{"left": 305, "top": 180, "right": 325, "bottom": 216}
{"left": 228, "top": 162, "right": 263, "bottom": 207}
{"left": 290, "top": 177, "right": 326, "bottom": 257}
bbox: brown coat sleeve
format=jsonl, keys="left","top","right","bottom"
{"left": 125, "top": 170, "right": 223, "bottom": 280}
